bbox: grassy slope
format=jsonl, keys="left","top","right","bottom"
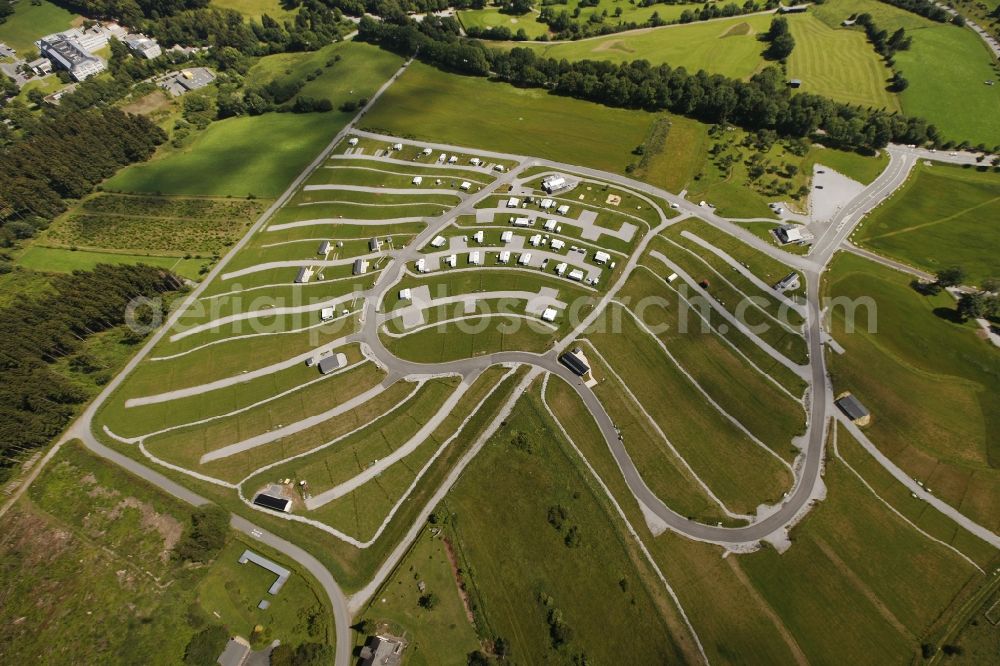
{"left": 825, "top": 252, "right": 1000, "bottom": 530}
{"left": 854, "top": 163, "right": 1000, "bottom": 283}
{"left": 458, "top": 7, "right": 550, "bottom": 38}
{"left": 106, "top": 43, "right": 403, "bottom": 197}
{"left": 361, "top": 61, "right": 655, "bottom": 176}
{"left": 0, "top": 0, "right": 77, "bottom": 53}
{"left": 441, "top": 384, "right": 690, "bottom": 663}
{"left": 16, "top": 244, "right": 205, "bottom": 279}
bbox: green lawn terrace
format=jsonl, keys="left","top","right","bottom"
{"left": 332, "top": 134, "right": 519, "bottom": 173}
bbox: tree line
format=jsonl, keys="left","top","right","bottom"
{"left": 358, "top": 15, "right": 942, "bottom": 151}
{"left": 852, "top": 13, "right": 913, "bottom": 91}
{"left": 877, "top": 0, "right": 950, "bottom": 22}
{"left": 0, "top": 264, "right": 182, "bottom": 472}
{"left": 0, "top": 107, "right": 166, "bottom": 237}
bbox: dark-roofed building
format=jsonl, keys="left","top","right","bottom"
{"left": 773, "top": 271, "right": 801, "bottom": 292}
{"left": 353, "top": 259, "right": 369, "bottom": 275}
{"left": 317, "top": 240, "right": 331, "bottom": 255}
{"left": 836, "top": 394, "right": 871, "bottom": 426}
{"left": 38, "top": 33, "right": 105, "bottom": 81}
{"left": 788, "top": 78, "right": 802, "bottom": 88}
{"left": 369, "top": 237, "right": 382, "bottom": 253}
{"left": 318, "top": 355, "right": 344, "bottom": 375}
{"left": 559, "top": 348, "right": 590, "bottom": 377}
{"left": 253, "top": 493, "right": 291, "bottom": 513}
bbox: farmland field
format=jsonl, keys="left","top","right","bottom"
{"left": 854, "top": 163, "right": 1000, "bottom": 284}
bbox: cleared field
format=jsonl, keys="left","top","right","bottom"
{"left": 361, "top": 62, "right": 656, "bottom": 176}
{"left": 853, "top": 163, "right": 1000, "bottom": 284}
{"left": 1, "top": 442, "right": 331, "bottom": 662}
{"left": 0, "top": 0, "right": 77, "bottom": 52}
{"left": 382, "top": 313, "right": 559, "bottom": 362}
{"left": 106, "top": 44, "right": 404, "bottom": 197}
{"left": 45, "top": 194, "right": 265, "bottom": 255}
{"left": 16, "top": 245, "right": 204, "bottom": 280}
{"left": 786, "top": 14, "right": 899, "bottom": 110}
{"left": 440, "top": 384, "right": 693, "bottom": 663}
{"left": 588, "top": 304, "right": 794, "bottom": 514}
{"left": 457, "top": 7, "right": 550, "bottom": 38}
{"left": 358, "top": 529, "right": 480, "bottom": 666}
{"left": 211, "top": 0, "right": 295, "bottom": 19}
{"left": 805, "top": 146, "right": 889, "bottom": 185}
{"left": 824, "top": 252, "right": 1000, "bottom": 531}
{"left": 523, "top": 14, "right": 778, "bottom": 79}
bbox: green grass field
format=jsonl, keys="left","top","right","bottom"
{"left": 786, "top": 14, "right": 899, "bottom": 110}
{"left": 523, "top": 14, "right": 777, "bottom": 79}
{"left": 457, "top": 7, "right": 550, "bottom": 38}
{"left": 361, "top": 62, "right": 656, "bottom": 176}
{"left": 16, "top": 245, "right": 205, "bottom": 279}
{"left": 854, "top": 163, "right": 1000, "bottom": 284}
{"left": 824, "top": 252, "right": 1000, "bottom": 531}
{"left": 0, "top": 0, "right": 77, "bottom": 53}
{"left": 439, "top": 384, "right": 693, "bottom": 663}
{"left": 211, "top": 0, "right": 295, "bottom": 20}
{"left": 106, "top": 43, "right": 403, "bottom": 197}
{"left": 811, "top": 0, "right": 1000, "bottom": 145}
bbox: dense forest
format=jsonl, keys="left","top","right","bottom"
{"left": 0, "top": 264, "right": 181, "bottom": 473}
{"left": 359, "top": 16, "right": 941, "bottom": 151}
{"left": 0, "top": 107, "right": 166, "bottom": 242}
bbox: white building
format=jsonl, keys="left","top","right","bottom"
{"left": 412, "top": 176, "right": 423, "bottom": 185}
{"left": 473, "top": 230, "right": 484, "bottom": 243}
{"left": 353, "top": 259, "right": 369, "bottom": 275}
{"left": 498, "top": 251, "right": 511, "bottom": 264}
{"left": 541, "top": 307, "right": 557, "bottom": 322}
{"left": 542, "top": 176, "right": 566, "bottom": 193}
{"left": 392, "top": 142, "right": 403, "bottom": 150}
{"left": 445, "top": 254, "right": 457, "bottom": 267}
{"left": 470, "top": 157, "right": 482, "bottom": 166}
{"left": 348, "top": 137, "right": 359, "bottom": 146}
{"left": 431, "top": 235, "right": 446, "bottom": 248}
{"left": 568, "top": 269, "right": 585, "bottom": 281}
{"left": 448, "top": 155, "right": 458, "bottom": 164}
{"left": 295, "top": 267, "right": 314, "bottom": 283}
{"left": 543, "top": 219, "right": 557, "bottom": 232}
{"left": 554, "top": 262, "right": 568, "bottom": 276}
{"left": 550, "top": 238, "right": 565, "bottom": 251}
{"left": 460, "top": 181, "right": 471, "bottom": 191}
{"left": 556, "top": 205, "right": 570, "bottom": 215}
{"left": 593, "top": 251, "right": 611, "bottom": 265}
{"left": 469, "top": 251, "right": 481, "bottom": 266}
{"left": 38, "top": 33, "right": 105, "bottom": 81}
{"left": 540, "top": 199, "right": 554, "bottom": 210}
{"left": 415, "top": 258, "right": 428, "bottom": 273}
{"left": 513, "top": 217, "right": 531, "bottom": 228}
{"left": 529, "top": 234, "right": 542, "bottom": 247}
{"left": 321, "top": 307, "right": 335, "bottom": 320}
{"left": 507, "top": 197, "right": 521, "bottom": 208}
{"left": 422, "top": 147, "right": 432, "bottom": 155}
{"left": 399, "top": 288, "right": 412, "bottom": 300}
{"left": 500, "top": 231, "right": 513, "bottom": 244}
{"left": 518, "top": 252, "right": 532, "bottom": 266}
{"left": 125, "top": 35, "right": 161, "bottom": 59}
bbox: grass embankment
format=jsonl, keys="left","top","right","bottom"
{"left": 824, "top": 252, "right": 1000, "bottom": 531}
{"left": 0, "top": 0, "right": 77, "bottom": 52}
{"left": 853, "top": 163, "right": 1000, "bottom": 284}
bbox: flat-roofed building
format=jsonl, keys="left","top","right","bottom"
{"left": 431, "top": 235, "right": 447, "bottom": 248}
{"left": 559, "top": 348, "right": 590, "bottom": 376}
{"left": 557, "top": 204, "right": 570, "bottom": 215}
{"left": 317, "top": 240, "right": 331, "bottom": 255}
{"left": 518, "top": 252, "right": 532, "bottom": 266}
{"left": 554, "top": 262, "right": 568, "bottom": 276}
{"left": 125, "top": 35, "right": 161, "bottom": 59}
{"left": 550, "top": 238, "right": 565, "bottom": 251}
{"left": 498, "top": 250, "right": 510, "bottom": 264}
{"left": 541, "top": 307, "right": 557, "bottom": 322}
{"left": 500, "top": 231, "right": 513, "bottom": 243}
{"left": 568, "top": 269, "right": 585, "bottom": 281}
{"left": 507, "top": 197, "right": 521, "bottom": 208}
{"left": 460, "top": 181, "right": 471, "bottom": 191}
{"left": 38, "top": 33, "right": 105, "bottom": 81}
{"left": 369, "top": 237, "right": 382, "bottom": 253}
{"left": 469, "top": 251, "right": 481, "bottom": 266}
{"left": 594, "top": 250, "right": 611, "bottom": 264}
{"left": 543, "top": 219, "right": 557, "bottom": 231}
{"left": 542, "top": 176, "right": 567, "bottom": 193}
{"left": 513, "top": 217, "right": 531, "bottom": 228}
{"left": 445, "top": 254, "right": 457, "bottom": 267}
{"left": 253, "top": 493, "right": 291, "bottom": 513}
{"left": 399, "top": 288, "right": 412, "bottom": 300}
{"left": 353, "top": 259, "right": 369, "bottom": 275}
{"left": 415, "top": 258, "right": 428, "bottom": 273}
{"left": 473, "top": 230, "right": 484, "bottom": 243}
{"left": 318, "top": 355, "right": 345, "bottom": 375}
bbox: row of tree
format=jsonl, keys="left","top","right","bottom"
{"left": 761, "top": 16, "right": 795, "bottom": 60}
{"left": 50, "top": 0, "right": 209, "bottom": 26}
{"left": 0, "top": 107, "right": 166, "bottom": 224}
{"left": 877, "top": 0, "right": 950, "bottom": 22}
{"left": 0, "top": 264, "right": 182, "bottom": 471}
{"left": 358, "top": 15, "right": 943, "bottom": 151}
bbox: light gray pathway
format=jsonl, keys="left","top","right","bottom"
{"left": 304, "top": 184, "right": 464, "bottom": 197}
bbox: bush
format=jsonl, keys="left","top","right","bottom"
{"left": 175, "top": 505, "right": 229, "bottom": 562}
{"left": 183, "top": 626, "right": 229, "bottom": 666}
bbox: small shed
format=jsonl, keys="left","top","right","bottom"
{"left": 788, "top": 79, "right": 802, "bottom": 89}
{"left": 836, "top": 394, "right": 871, "bottom": 426}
